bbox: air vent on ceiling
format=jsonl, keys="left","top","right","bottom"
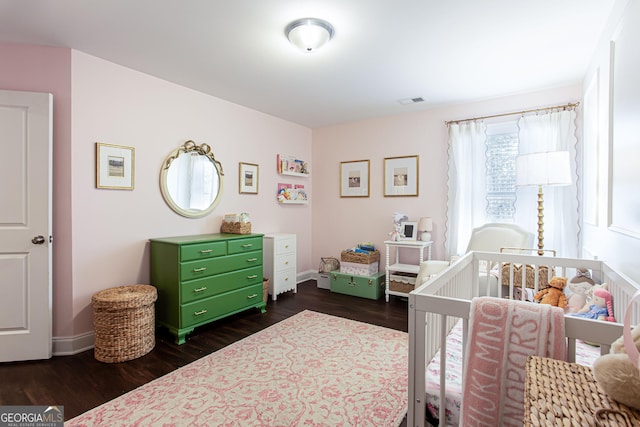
{"left": 398, "top": 97, "right": 425, "bottom": 105}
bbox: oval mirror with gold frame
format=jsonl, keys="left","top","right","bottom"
{"left": 160, "top": 140, "right": 224, "bottom": 218}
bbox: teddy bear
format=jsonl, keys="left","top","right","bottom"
{"left": 592, "top": 326, "right": 640, "bottom": 410}
{"left": 534, "top": 276, "right": 568, "bottom": 308}
{"left": 565, "top": 268, "right": 595, "bottom": 314}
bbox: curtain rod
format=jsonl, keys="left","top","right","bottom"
{"left": 444, "top": 101, "right": 580, "bottom": 126}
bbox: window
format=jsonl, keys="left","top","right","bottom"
{"left": 485, "top": 129, "right": 519, "bottom": 222}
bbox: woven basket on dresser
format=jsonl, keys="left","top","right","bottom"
{"left": 220, "top": 221, "right": 252, "bottom": 234}
{"left": 92, "top": 284, "right": 157, "bottom": 363}
{"left": 525, "top": 356, "right": 640, "bottom": 426}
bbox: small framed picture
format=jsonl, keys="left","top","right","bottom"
{"left": 96, "top": 142, "right": 135, "bottom": 190}
{"left": 239, "top": 162, "right": 259, "bottom": 194}
{"left": 340, "top": 160, "right": 370, "bottom": 197}
{"left": 400, "top": 221, "right": 418, "bottom": 240}
{"left": 384, "top": 155, "right": 419, "bottom": 197}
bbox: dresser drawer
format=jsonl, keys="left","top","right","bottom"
{"left": 181, "top": 283, "right": 263, "bottom": 326}
{"left": 228, "top": 237, "right": 262, "bottom": 254}
{"left": 273, "top": 267, "right": 296, "bottom": 287}
{"left": 180, "top": 251, "right": 262, "bottom": 281}
{"left": 180, "top": 266, "right": 263, "bottom": 303}
{"left": 330, "top": 271, "right": 385, "bottom": 300}
{"left": 274, "top": 252, "right": 295, "bottom": 273}
{"left": 180, "top": 241, "right": 227, "bottom": 262}
{"left": 274, "top": 237, "right": 295, "bottom": 254}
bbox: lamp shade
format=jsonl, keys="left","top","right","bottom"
{"left": 418, "top": 217, "right": 433, "bottom": 231}
{"left": 516, "top": 151, "right": 572, "bottom": 187}
{"left": 285, "top": 18, "right": 334, "bottom": 52}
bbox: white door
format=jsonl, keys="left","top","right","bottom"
{"left": 0, "top": 89, "right": 53, "bottom": 362}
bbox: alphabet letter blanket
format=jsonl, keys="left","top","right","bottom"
{"left": 460, "top": 297, "right": 565, "bottom": 426}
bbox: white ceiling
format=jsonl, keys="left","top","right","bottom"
{"left": 0, "top": 0, "right": 616, "bottom": 128}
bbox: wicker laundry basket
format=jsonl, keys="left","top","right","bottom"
{"left": 525, "top": 356, "right": 640, "bottom": 426}
{"left": 92, "top": 284, "right": 157, "bottom": 363}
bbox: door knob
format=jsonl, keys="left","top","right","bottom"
{"left": 32, "top": 235, "right": 46, "bottom": 245}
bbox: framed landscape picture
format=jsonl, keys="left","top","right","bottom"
{"left": 239, "top": 162, "right": 259, "bottom": 194}
{"left": 384, "top": 155, "right": 418, "bottom": 197}
{"left": 340, "top": 160, "right": 370, "bottom": 197}
{"left": 96, "top": 142, "right": 135, "bottom": 190}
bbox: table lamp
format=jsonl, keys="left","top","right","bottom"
{"left": 418, "top": 217, "right": 433, "bottom": 242}
{"left": 516, "top": 151, "right": 571, "bottom": 255}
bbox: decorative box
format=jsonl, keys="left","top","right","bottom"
{"left": 389, "top": 272, "right": 417, "bottom": 294}
{"left": 340, "top": 261, "right": 379, "bottom": 276}
{"left": 317, "top": 273, "right": 331, "bottom": 289}
{"left": 220, "top": 221, "right": 252, "bottom": 234}
{"left": 330, "top": 271, "right": 385, "bottom": 300}
{"left": 340, "top": 250, "right": 380, "bottom": 264}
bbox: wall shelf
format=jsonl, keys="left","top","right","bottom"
{"left": 280, "top": 170, "right": 309, "bottom": 178}
{"left": 277, "top": 154, "right": 310, "bottom": 176}
{"left": 278, "top": 199, "right": 308, "bottom": 205}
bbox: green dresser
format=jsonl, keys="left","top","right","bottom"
{"left": 330, "top": 271, "right": 386, "bottom": 300}
{"left": 150, "top": 233, "right": 265, "bottom": 344}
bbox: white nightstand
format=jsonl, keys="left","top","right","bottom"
{"left": 384, "top": 240, "right": 433, "bottom": 302}
{"left": 263, "top": 233, "right": 297, "bottom": 300}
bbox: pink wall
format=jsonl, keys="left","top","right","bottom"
{"left": 70, "top": 51, "right": 312, "bottom": 335}
{"left": 312, "top": 85, "right": 582, "bottom": 267}
{"left": 1, "top": 43, "right": 313, "bottom": 342}
{"left": 0, "top": 43, "right": 74, "bottom": 337}
{"left": 9, "top": 40, "right": 632, "bottom": 348}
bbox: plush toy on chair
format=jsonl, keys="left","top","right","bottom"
{"left": 534, "top": 276, "right": 568, "bottom": 308}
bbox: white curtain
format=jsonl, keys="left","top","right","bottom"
{"left": 445, "top": 121, "right": 488, "bottom": 259}
{"left": 515, "top": 110, "right": 579, "bottom": 257}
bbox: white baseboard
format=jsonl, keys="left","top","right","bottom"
{"left": 297, "top": 270, "right": 317, "bottom": 283}
{"left": 52, "top": 272, "right": 318, "bottom": 356}
{"left": 52, "top": 331, "right": 94, "bottom": 356}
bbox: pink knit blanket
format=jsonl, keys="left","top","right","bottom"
{"left": 460, "top": 297, "right": 565, "bottom": 426}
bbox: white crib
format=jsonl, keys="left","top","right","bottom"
{"left": 407, "top": 251, "right": 640, "bottom": 427}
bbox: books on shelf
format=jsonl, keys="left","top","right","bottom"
{"left": 277, "top": 182, "right": 308, "bottom": 203}
{"left": 277, "top": 154, "right": 309, "bottom": 175}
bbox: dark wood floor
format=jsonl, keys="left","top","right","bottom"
{"left": 0, "top": 280, "right": 409, "bottom": 423}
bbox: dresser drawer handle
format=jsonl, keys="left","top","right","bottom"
{"left": 193, "top": 267, "right": 207, "bottom": 272}
{"left": 284, "top": 277, "right": 289, "bottom": 282}
{"left": 368, "top": 279, "right": 373, "bottom": 286}
{"left": 247, "top": 274, "right": 258, "bottom": 279}
{"left": 194, "top": 309, "right": 207, "bottom": 316}
{"left": 284, "top": 244, "right": 289, "bottom": 249}
{"left": 242, "top": 244, "right": 253, "bottom": 248}
{"left": 200, "top": 249, "right": 213, "bottom": 253}
{"left": 247, "top": 293, "right": 258, "bottom": 299}
{"left": 247, "top": 258, "right": 258, "bottom": 262}
{"left": 348, "top": 281, "right": 356, "bottom": 287}
{"left": 284, "top": 261, "right": 289, "bottom": 265}
{"left": 193, "top": 287, "right": 207, "bottom": 293}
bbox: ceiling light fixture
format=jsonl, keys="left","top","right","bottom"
{"left": 285, "top": 18, "right": 334, "bottom": 52}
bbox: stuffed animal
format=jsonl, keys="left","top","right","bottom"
{"left": 534, "top": 276, "right": 568, "bottom": 308}
{"left": 513, "top": 286, "right": 535, "bottom": 302}
{"left": 569, "top": 286, "right": 616, "bottom": 322}
{"left": 565, "top": 268, "right": 595, "bottom": 314}
{"left": 389, "top": 212, "right": 408, "bottom": 242}
{"left": 592, "top": 326, "right": 640, "bottom": 410}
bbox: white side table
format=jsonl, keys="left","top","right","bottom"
{"left": 384, "top": 240, "right": 433, "bottom": 302}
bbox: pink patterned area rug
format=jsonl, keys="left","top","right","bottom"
{"left": 66, "top": 310, "right": 408, "bottom": 426}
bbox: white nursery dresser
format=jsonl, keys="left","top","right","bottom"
{"left": 263, "top": 233, "right": 297, "bottom": 300}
